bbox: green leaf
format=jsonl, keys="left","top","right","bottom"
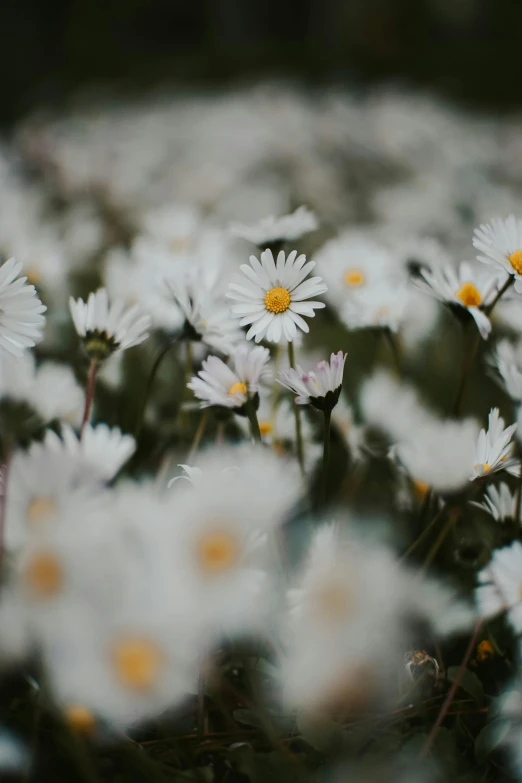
{"left": 475, "top": 718, "right": 511, "bottom": 765}
{"left": 446, "top": 667, "right": 484, "bottom": 705}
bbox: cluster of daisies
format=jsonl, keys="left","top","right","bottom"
{"left": 3, "top": 85, "right": 522, "bottom": 776}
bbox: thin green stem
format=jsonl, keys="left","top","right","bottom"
{"left": 80, "top": 360, "right": 99, "bottom": 436}
{"left": 288, "top": 342, "right": 305, "bottom": 477}
{"left": 320, "top": 409, "right": 332, "bottom": 507}
{"left": 400, "top": 503, "right": 445, "bottom": 563}
{"left": 421, "top": 508, "right": 459, "bottom": 572}
{"left": 384, "top": 328, "right": 402, "bottom": 375}
{"left": 134, "top": 335, "right": 180, "bottom": 440}
{"left": 483, "top": 274, "right": 514, "bottom": 315}
{"left": 245, "top": 395, "right": 262, "bottom": 443}
{"left": 187, "top": 409, "right": 210, "bottom": 462}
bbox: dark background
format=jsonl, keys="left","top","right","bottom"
{"left": 4, "top": 0, "right": 522, "bottom": 124}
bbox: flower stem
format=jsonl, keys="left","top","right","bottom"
{"left": 483, "top": 273, "right": 514, "bottom": 315}
{"left": 246, "top": 395, "right": 262, "bottom": 443}
{"left": 187, "top": 409, "right": 210, "bottom": 462}
{"left": 400, "top": 503, "right": 445, "bottom": 562}
{"left": 287, "top": 342, "right": 305, "bottom": 477}
{"left": 420, "top": 621, "right": 483, "bottom": 759}
{"left": 80, "top": 360, "right": 99, "bottom": 436}
{"left": 134, "top": 336, "right": 180, "bottom": 440}
{"left": 320, "top": 409, "right": 332, "bottom": 507}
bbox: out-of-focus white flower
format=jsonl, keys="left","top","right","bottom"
{"left": 229, "top": 206, "right": 318, "bottom": 245}
{"left": 332, "top": 397, "right": 367, "bottom": 462}
{"left": 139, "top": 203, "right": 202, "bottom": 252}
{"left": 473, "top": 215, "right": 522, "bottom": 291}
{"left": 278, "top": 351, "right": 346, "bottom": 411}
{"left": 54, "top": 424, "right": 136, "bottom": 481}
{"left": 471, "top": 408, "right": 519, "bottom": 480}
{"left": 164, "top": 446, "right": 302, "bottom": 637}
{"left": 0, "top": 732, "right": 29, "bottom": 774}
{"left": 490, "top": 337, "right": 522, "bottom": 401}
{"left": 69, "top": 288, "right": 150, "bottom": 361}
{"left": 476, "top": 542, "right": 522, "bottom": 632}
{"left": 0, "top": 258, "right": 46, "bottom": 356}
{"left": 227, "top": 249, "right": 327, "bottom": 343}
{"left": 188, "top": 344, "right": 271, "bottom": 410}
{"left": 471, "top": 482, "right": 518, "bottom": 522}
{"left": 414, "top": 261, "right": 500, "bottom": 339}
{"left": 360, "top": 370, "right": 436, "bottom": 442}
{"left": 341, "top": 283, "right": 411, "bottom": 333}
{"left": 394, "top": 418, "right": 480, "bottom": 494}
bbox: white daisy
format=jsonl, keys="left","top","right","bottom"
{"left": 278, "top": 351, "right": 346, "bottom": 411}
{"left": 332, "top": 397, "right": 367, "bottom": 462}
{"left": 227, "top": 249, "right": 327, "bottom": 343}
{"left": 473, "top": 215, "right": 522, "bottom": 291}
{"left": 55, "top": 424, "right": 136, "bottom": 481}
{"left": 28, "top": 361, "right": 84, "bottom": 427}
{"left": 340, "top": 283, "right": 411, "bottom": 333}
{"left": 229, "top": 205, "right": 318, "bottom": 245}
{"left": 490, "top": 337, "right": 522, "bottom": 401}
{"left": 476, "top": 542, "right": 522, "bottom": 632}
{"left": 139, "top": 202, "right": 201, "bottom": 253}
{"left": 69, "top": 288, "right": 151, "bottom": 361}
{"left": 471, "top": 408, "right": 519, "bottom": 480}
{"left": 471, "top": 482, "right": 518, "bottom": 522}
{"left": 414, "top": 261, "right": 500, "bottom": 339}
{"left": 0, "top": 258, "right": 46, "bottom": 356}
{"left": 188, "top": 344, "right": 271, "bottom": 410}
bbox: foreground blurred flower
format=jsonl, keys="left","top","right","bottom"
{"left": 476, "top": 541, "right": 522, "bottom": 632}
{"left": 341, "top": 283, "right": 411, "bottom": 333}
{"left": 414, "top": 260, "right": 499, "bottom": 339}
{"left": 227, "top": 249, "right": 327, "bottom": 343}
{"left": 278, "top": 351, "right": 346, "bottom": 412}
{"left": 491, "top": 337, "right": 522, "bottom": 401}
{"left": 473, "top": 215, "right": 522, "bottom": 291}
{"left": 471, "top": 482, "right": 518, "bottom": 522}
{"left": 471, "top": 407, "right": 519, "bottom": 480}
{"left": 188, "top": 344, "right": 270, "bottom": 411}
{"left": 53, "top": 424, "right": 136, "bottom": 481}
{"left": 0, "top": 257, "right": 46, "bottom": 356}
{"left": 229, "top": 205, "right": 318, "bottom": 245}
{"left": 69, "top": 288, "right": 151, "bottom": 362}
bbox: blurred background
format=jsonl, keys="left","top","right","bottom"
{"left": 4, "top": 0, "right": 522, "bottom": 123}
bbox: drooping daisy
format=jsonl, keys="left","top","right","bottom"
{"left": 227, "top": 249, "right": 327, "bottom": 343}
{"left": 188, "top": 344, "right": 271, "bottom": 410}
{"left": 471, "top": 482, "right": 518, "bottom": 522}
{"left": 473, "top": 215, "right": 522, "bottom": 291}
{"left": 471, "top": 408, "right": 519, "bottom": 480}
{"left": 229, "top": 206, "right": 318, "bottom": 245}
{"left": 414, "top": 261, "right": 500, "bottom": 339}
{"left": 278, "top": 351, "right": 346, "bottom": 412}
{"left": 0, "top": 258, "right": 46, "bottom": 356}
{"left": 69, "top": 288, "right": 151, "bottom": 362}
{"left": 476, "top": 542, "right": 522, "bottom": 632}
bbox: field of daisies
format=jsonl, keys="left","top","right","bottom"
{"left": 3, "top": 83, "right": 522, "bottom": 780}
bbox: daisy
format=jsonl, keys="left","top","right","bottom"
{"left": 0, "top": 258, "right": 46, "bottom": 356}
{"left": 332, "top": 397, "right": 367, "bottom": 462}
{"left": 278, "top": 351, "right": 346, "bottom": 412}
{"left": 471, "top": 408, "right": 519, "bottom": 480}
{"left": 229, "top": 205, "right": 318, "bottom": 245}
{"left": 227, "top": 249, "right": 327, "bottom": 343}
{"left": 188, "top": 344, "right": 271, "bottom": 410}
{"left": 471, "top": 483, "right": 518, "bottom": 522}
{"left": 476, "top": 542, "right": 522, "bottom": 632}
{"left": 340, "top": 283, "right": 411, "bottom": 333}
{"left": 490, "top": 338, "right": 522, "bottom": 401}
{"left": 69, "top": 288, "right": 151, "bottom": 362}
{"left": 359, "top": 369, "right": 436, "bottom": 442}
{"left": 414, "top": 261, "right": 500, "bottom": 339}
{"left": 54, "top": 424, "right": 136, "bottom": 481}
{"left": 473, "top": 215, "right": 522, "bottom": 292}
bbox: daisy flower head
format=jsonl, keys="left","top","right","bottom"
{"left": 229, "top": 205, "right": 318, "bottom": 246}
{"left": 340, "top": 283, "right": 411, "bottom": 334}
{"left": 0, "top": 258, "right": 46, "bottom": 357}
{"left": 473, "top": 215, "right": 522, "bottom": 291}
{"left": 360, "top": 369, "right": 436, "bottom": 443}
{"left": 476, "top": 542, "right": 522, "bottom": 633}
{"left": 278, "top": 351, "right": 346, "bottom": 412}
{"left": 69, "top": 288, "right": 151, "bottom": 362}
{"left": 187, "top": 344, "right": 271, "bottom": 412}
{"left": 227, "top": 249, "right": 327, "bottom": 344}
{"left": 332, "top": 397, "right": 367, "bottom": 462}
{"left": 471, "top": 408, "right": 519, "bottom": 480}
{"left": 54, "top": 424, "right": 136, "bottom": 482}
{"left": 414, "top": 261, "right": 500, "bottom": 339}
{"left": 471, "top": 482, "right": 518, "bottom": 523}
{"left": 490, "top": 337, "right": 522, "bottom": 402}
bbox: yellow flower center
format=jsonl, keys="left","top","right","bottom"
{"left": 509, "top": 250, "right": 522, "bottom": 275}
{"left": 264, "top": 287, "right": 291, "bottom": 314}
{"left": 413, "top": 479, "right": 430, "bottom": 500}
{"left": 455, "top": 282, "right": 482, "bottom": 308}
{"left": 228, "top": 382, "right": 247, "bottom": 397}
{"left": 24, "top": 552, "right": 63, "bottom": 598}
{"left": 113, "top": 638, "right": 163, "bottom": 691}
{"left": 26, "top": 497, "right": 57, "bottom": 527}
{"left": 64, "top": 705, "right": 97, "bottom": 735}
{"left": 316, "top": 583, "right": 353, "bottom": 622}
{"left": 26, "top": 269, "right": 41, "bottom": 286}
{"left": 476, "top": 640, "right": 494, "bottom": 662}
{"left": 475, "top": 463, "right": 491, "bottom": 474}
{"left": 344, "top": 270, "right": 365, "bottom": 287}
{"left": 259, "top": 421, "right": 273, "bottom": 436}
{"left": 197, "top": 531, "right": 239, "bottom": 574}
